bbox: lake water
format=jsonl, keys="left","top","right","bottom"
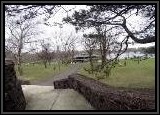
{"left": 106, "top": 52, "right": 155, "bottom": 59}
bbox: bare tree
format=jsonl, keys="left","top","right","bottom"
{"left": 81, "top": 25, "right": 129, "bottom": 78}
{"left": 83, "top": 34, "right": 97, "bottom": 74}
{"left": 5, "top": 16, "right": 39, "bottom": 75}
{"left": 37, "top": 40, "right": 52, "bottom": 68}
{"left": 60, "top": 32, "right": 78, "bottom": 64}
{"left": 67, "top": 36, "right": 77, "bottom": 63}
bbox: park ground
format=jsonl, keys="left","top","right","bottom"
{"left": 16, "top": 58, "right": 155, "bottom": 89}
{"left": 80, "top": 58, "right": 155, "bottom": 89}
{"left": 17, "top": 58, "right": 155, "bottom": 110}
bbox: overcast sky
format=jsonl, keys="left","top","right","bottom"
{"left": 5, "top": 5, "right": 155, "bottom": 52}
{"left": 37, "top": 5, "right": 155, "bottom": 50}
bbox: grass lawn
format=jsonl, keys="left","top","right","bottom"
{"left": 15, "top": 62, "right": 70, "bottom": 81}
{"left": 79, "top": 58, "right": 155, "bottom": 89}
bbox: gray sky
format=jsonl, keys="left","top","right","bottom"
{"left": 40, "top": 5, "right": 155, "bottom": 49}
{"left": 5, "top": 5, "right": 155, "bottom": 53}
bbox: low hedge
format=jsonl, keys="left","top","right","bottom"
{"left": 53, "top": 73, "right": 155, "bottom": 110}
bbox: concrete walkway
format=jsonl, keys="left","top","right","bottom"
{"left": 21, "top": 63, "right": 94, "bottom": 110}
{"left": 22, "top": 85, "right": 94, "bottom": 110}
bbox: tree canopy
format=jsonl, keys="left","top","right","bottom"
{"left": 63, "top": 5, "right": 155, "bottom": 44}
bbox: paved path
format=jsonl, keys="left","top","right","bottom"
{"left": 21, "top": 63, "right": 94, "bottom": 110}
{"left": 31, "top": 63, "right": 85, "bottom": 86}
{"left": 22, "top": 85, "right": 94, "bottom": 110}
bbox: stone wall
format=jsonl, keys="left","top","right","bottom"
{"left": 53, "top": 74, "right": 155, "bottom": 110}
{"left": 5, "top": 59, "right": 26, "bottom": 110}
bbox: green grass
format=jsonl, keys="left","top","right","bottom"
{"left": 79, "top": 58, "right": 155, "bottom": 89}
{"left": 15, "top": 62, "right": 70, "bottom": 81}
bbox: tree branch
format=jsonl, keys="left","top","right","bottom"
{"left": 122, "top": 24, "right": 155, "bottom": 43}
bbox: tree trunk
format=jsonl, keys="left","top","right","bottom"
{"left": 17, "top": 41, "right": 23, "bottom": 75}
{"left": 58, "top": 61, "right": 60, "bottom": 71}
{"left": 71, "top": 50, "right": 74, "bottom": 64}
{"left": 90, "top": 55, "right": 93, "bottom": 74}
{"left": 18, "top": 63, "right": 23, "bottom": 76}
{"left": 101, "top": 39, "right": 106, "bottom": 68}
{"left": 44, "top": 61, "right": 47, "bottom": 68}
{"left": 48, "top": 61, "right": 51, "bottom": 66}
{"left": 88, "top": 49, "right": 94, "bottom": 74}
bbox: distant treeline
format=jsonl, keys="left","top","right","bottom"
{"left": 5, "top": 46, "right": 155, "bottom": 64}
